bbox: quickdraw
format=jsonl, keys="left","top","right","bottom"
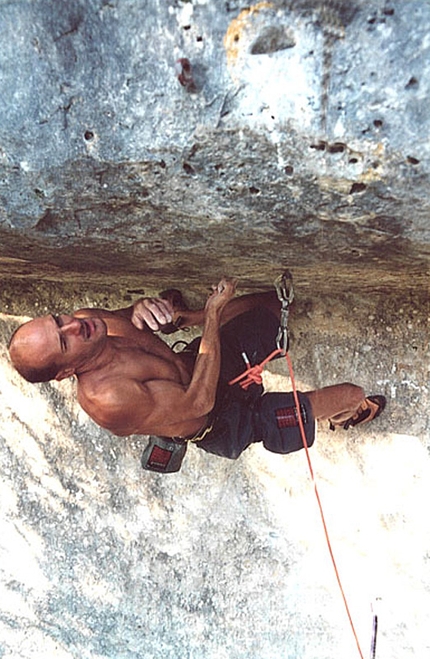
{"left": 274, "top": 269, "right": 294, "bottom": 355}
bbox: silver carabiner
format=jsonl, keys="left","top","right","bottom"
{"left": 274, "top": 270, "right": 294, "bottom": 354}
{"left": 276, "top": 322, "right": 289, "bottom": 355}
{"left": 274, "top": 270, "right": 294, "bottom": 306}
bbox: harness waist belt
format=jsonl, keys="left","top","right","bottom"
{"left": 172, "top": 417, "right": 214, "bottom": 443}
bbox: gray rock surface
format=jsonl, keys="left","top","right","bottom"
{"left": 0, "top": 0, "right": 429, "bottom": 300}
{"left": 0, "top": 1, "right": 429, "bottom": 658}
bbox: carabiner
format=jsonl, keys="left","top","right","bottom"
{"left": 274, "top": 270, "right": 294, "bottom": 306}
{"left": 274, "top": 270, "right": 294, "bottom": 354}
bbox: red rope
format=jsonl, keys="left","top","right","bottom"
{"left": 284, "top": 352, "right": 365, "bottom": 659}
{"left": 228, "top": 349, "right": 283, "bottom": 389}
{"left": 229, "top": 351, "right": 365, "bottom": 659}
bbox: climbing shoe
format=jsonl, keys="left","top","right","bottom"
{"left": 329, "top": 395, "right": 386, "bottom": 431}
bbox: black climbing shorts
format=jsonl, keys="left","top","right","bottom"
{"left": 192, "top": 307, "right": 315, "bottom": 459}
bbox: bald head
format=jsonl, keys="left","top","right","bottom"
{"left": 8, "top": 320, "right": 60, "bottom": 383}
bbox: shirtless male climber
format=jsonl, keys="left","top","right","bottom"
{"left": 8, "top": 278, "right": 386, "bottom": 461}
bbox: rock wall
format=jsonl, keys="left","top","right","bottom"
{"left": 0, "top": 0, "right": 429, "bottom": 298}
{"left": 0, "top": 1, "right": 429, "bottom": 658}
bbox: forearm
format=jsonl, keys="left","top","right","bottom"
{"left": 183, "top": 279, "right": 236, "bottom": 415}
{"left": 185, "top": 307, "right": 223, "bottom": 415}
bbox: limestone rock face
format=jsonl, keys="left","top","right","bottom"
{"left": 0, "top": 2, "right": 429, "bottom": 659}
{"left": 0, "top": 0, "right": 429, "bottom": 301}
